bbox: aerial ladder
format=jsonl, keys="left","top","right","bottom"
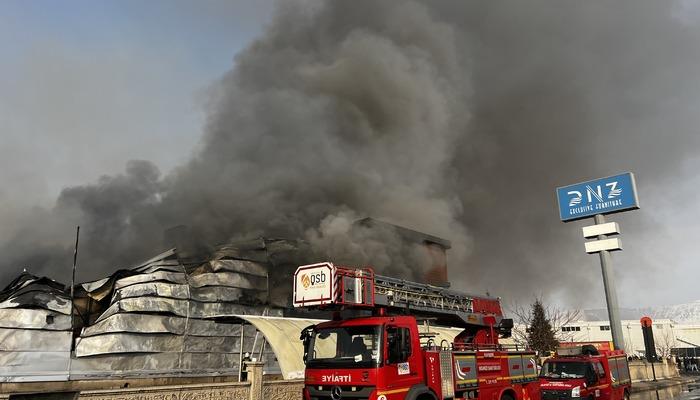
{"left": 294, "top": 262, "right": 513, "bottom": 347}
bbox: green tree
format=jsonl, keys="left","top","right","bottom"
{"left": 526, "top": 299, "right": 559, "bottom": 355}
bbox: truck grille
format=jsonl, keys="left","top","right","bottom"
{"left": 542, "top": 389, "right": 573, "bottom": 400}
{"left": 307, "top": 385, "right": 374, "bottom": 400}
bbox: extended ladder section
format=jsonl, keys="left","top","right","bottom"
{"left": 293, "top": 262, "right": 506, "bottom": 329}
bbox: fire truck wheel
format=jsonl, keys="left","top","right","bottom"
{"left": 500, "top": 393, "right": 515, "bottom": 400}
{"left": 624, "top": 390, "right": 630, "bottom": 400}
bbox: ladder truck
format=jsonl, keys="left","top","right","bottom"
{"left": 294, "top": 262, "right": 540, "bottom": 400}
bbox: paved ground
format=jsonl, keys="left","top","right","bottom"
{"left": 632, "top": 374, "right": 700, "bottom": 393}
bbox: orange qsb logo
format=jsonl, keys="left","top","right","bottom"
{"left": 301, "top": 274, "right": 311, "bottom": 289}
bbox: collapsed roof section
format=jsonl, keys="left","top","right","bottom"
{"left": 0, "top": 272, "right": 73, "bottom": 382}
{"left": 0, "top": 239, "right": 309, "bottom": 381}
{"left": 0, "top": 272, "right": 72, "bottom": 317}
{"left": 72, "top": 245, "right": 285, "bottom": 377}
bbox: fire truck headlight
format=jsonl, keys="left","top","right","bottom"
{"left": 571, "top": 386, "right": 581, "bottom": 398}
{"left": 377, "top": 396, "right": 387, "bottom": 400}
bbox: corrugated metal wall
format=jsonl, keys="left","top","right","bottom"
{"left": 0, "top": 246, "right": 288, "bottom": 381}
{"left": 0, "top": 274, "right": 73, "bottom": 382}
{"left": 72, "top": 249, "right": 281, "bottom": 378}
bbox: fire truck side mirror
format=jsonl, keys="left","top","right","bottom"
{"left": 300, "top": 325, "right": 315, "bottom": 364}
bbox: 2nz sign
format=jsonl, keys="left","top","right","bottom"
{"left": 556, "top": 172, "right": 640, "bottom": 222}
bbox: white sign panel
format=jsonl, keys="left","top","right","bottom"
{"left": 582, "top": 222, "right": 621, "bottom": 238}
{"left": 584, "top": 238, "right": 622, "bottom": 254}
{"left": 293, "top": 262, "right": 336, "bottom": 307}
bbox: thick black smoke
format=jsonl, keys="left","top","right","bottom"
{"left": 3, "top": 1, "right": 700, "bottom": 307}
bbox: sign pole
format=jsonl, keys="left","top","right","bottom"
{"left": 594, "top": 214, "right": 625, "bottom": 351}
{"left": 557, "top": 172, "right": 638, "bottom": 352}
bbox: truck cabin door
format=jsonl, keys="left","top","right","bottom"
{"left": 583, "top": 362, "right": 602, "bottom": 399}
{"left": 384, "top": 325, "right": 421, "bottom": 394}
{"left": 591, "top": 360, "right": 609, "bottom": 399}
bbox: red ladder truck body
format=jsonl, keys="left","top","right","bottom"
{"left": 295, "top": 262, "right": 540, "bottom": 400}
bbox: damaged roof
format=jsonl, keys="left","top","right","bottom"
{"left": 0, "top": 272, "right": 73, "bottom": 382}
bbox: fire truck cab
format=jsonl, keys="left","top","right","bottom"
{"left": 295, "top": 262, "right": 540, "bottom": 400}
{"left": 302, "top": 314, "right": 432, "bottom": 399}
{"left": 539, "top": 346, "right": 631, "bottom": 400}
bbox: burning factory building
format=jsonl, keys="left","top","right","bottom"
{"left": 0, "top": 218, "right": 453, "bottom": 383}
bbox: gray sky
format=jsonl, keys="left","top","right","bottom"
{"left": 0, "top": 0, "right": 275, "bottom": 199}
{"left": 2, "top": 1, "right": 700, "bottom": 310}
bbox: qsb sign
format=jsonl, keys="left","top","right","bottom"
{"left": 556, "top": 172, "right": 639, "bottom": 222}
{"left": 293, "top": 262, "right": 335, "bottom": 307}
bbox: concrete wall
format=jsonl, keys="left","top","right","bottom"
{"left": 0, "top": 375, "right": 238, "bottom": 395}
{"left": 263, "top": 380, "right": 304, "bottom": 400}
{"left": 0, "top": 363, "right": 303, "bottom": 400}
{"left": 78, "top": 382, "right": 251, "bottom": 400}
{"left": 629, "top": 360, "right": 679, "bottom": 383}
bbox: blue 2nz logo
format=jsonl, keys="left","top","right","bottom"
{"left": 567, "top": 181, "right": 622, "bottom": 207}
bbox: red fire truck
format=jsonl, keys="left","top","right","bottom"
{"left": 540, "top": 346, "right": 631, "bottom": 400}
{"left": 294, "top": 262, "right": 540, "bottom": 400}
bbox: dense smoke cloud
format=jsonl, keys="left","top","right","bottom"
{"left": 3, "top": 1, "right": 700, "bottom": 307}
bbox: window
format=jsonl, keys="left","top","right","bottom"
{"left": 600, "top": 326, "right": 610, "bottom": 331}
{"left": 540, "top": 361, "right": 588, "bottom": 378}
{"left": 593, "top": 361, "right": 606, "bottom": 378}
{"left": 615, "top": 357, "right": 630, "bottom": 383}
{"left": 561, "top": 326, "right": 581, "bottom": 332}
{"left": 306, "top": 325, "right": 381, "bottom": 368}
{"left": 387, "top": 327, "right": 411, "bottom": 364}
{"left": 609, "top": 357, "right": 620, "bottom": 383}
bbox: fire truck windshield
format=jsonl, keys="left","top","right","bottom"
{"left": 540, "top": 361, "right": 589, "bottom": 379}
{"left": 306, "top": 325, "right": 382, "bottom": 368}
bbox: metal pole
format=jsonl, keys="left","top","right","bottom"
{"left": 67, "top": 226, "right": 80, "bottom": 380}
{"left": 250, "top": 308, "right": 267, "bottom": 359}
{"left": 627, "top": 325, "right": 631, "bottom": 353}
{"left": 70, "top": 226, "right": 80, "bottom": 330}
{"left": 258, "top": 338, "right": 266, "bottom": 362}
{"left": 594, "top": 215, "right": 626, "bottom": 351}
{"left": 238, "top": 323, "right": 245, "bottom": 381}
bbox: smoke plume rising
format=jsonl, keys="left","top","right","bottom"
{"left": 3, "top": 1, "right": 700, "bottom": 308}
